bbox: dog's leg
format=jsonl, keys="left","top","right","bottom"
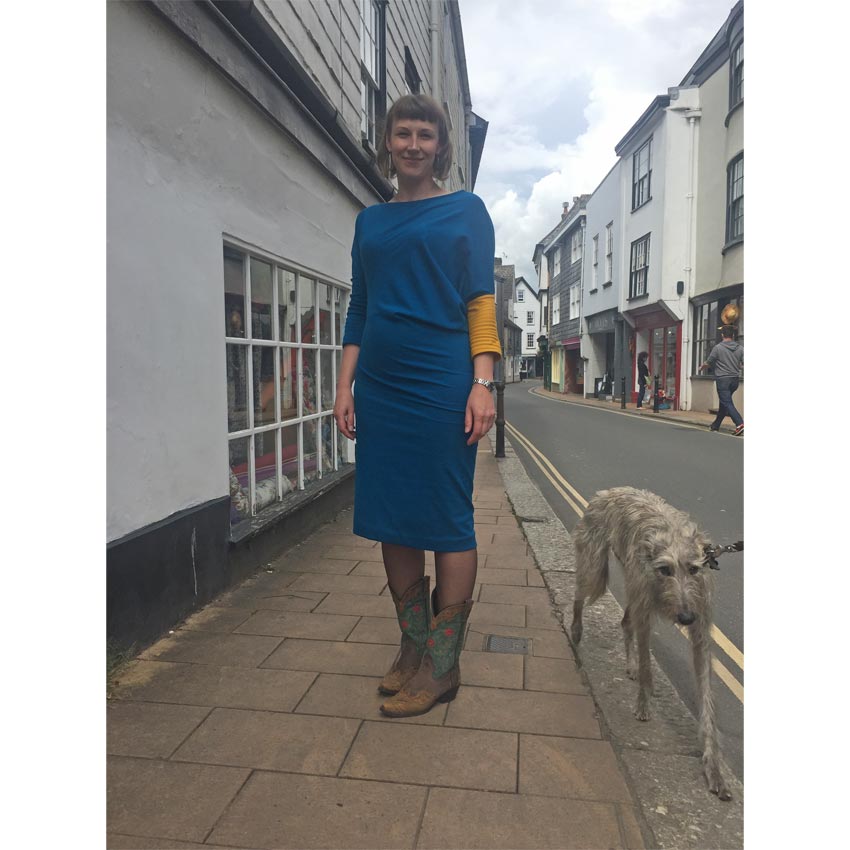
{"left": 621, "top": 606, "right": 636, "bottom": 680}
{"left": 633, "top": 608, "right": 653, "bottom": 721}
{"left": 570, "top": 597, "right": 584, "bottom": 646}
{"left": 690, "top": 615, "right": 732, "bottom": 801}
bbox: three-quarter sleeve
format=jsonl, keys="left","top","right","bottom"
{"left": 467, "top": 294, "right": 502, "bottom": 361}
{"left": 460, "top": 195, "right": 496, "bottom": 303}
{"left": 342, "top": 214, "right": 367, "bottom": 346}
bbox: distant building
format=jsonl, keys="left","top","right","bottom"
{"left": 512, "top": 276, "right": 541, "bottom": 377}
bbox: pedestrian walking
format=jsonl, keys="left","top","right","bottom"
{"left": 333, "top": 94, "right": 502, "bottom": 718}
{"left": 699, "top": 325, "right": 744, "bottom": 435}
{"left": 636, "top": 351, "right": 649, "bottom": 408}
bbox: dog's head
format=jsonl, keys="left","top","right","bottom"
{"left": 643, "top": 521, "right": 711, "bottom": 627}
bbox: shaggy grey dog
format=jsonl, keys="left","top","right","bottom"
{"left": 569, "top": 486, "right": 732, "bottom": 802}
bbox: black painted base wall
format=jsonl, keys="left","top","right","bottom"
{"left": 106, "top": 473, "right": 355, "bottom": 653}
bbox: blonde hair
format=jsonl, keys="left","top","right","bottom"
{"left": 377, "top": 94, "right": 453, "bottom": 181}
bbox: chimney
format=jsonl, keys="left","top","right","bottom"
{"left": 494, "top": 257, "right": 502, "bottom": 267}
{"left": 561, "top": 201, "right": 569, "bottom": 219}
{"left": 572, "top": 196, "right": 580, "bottom": 207}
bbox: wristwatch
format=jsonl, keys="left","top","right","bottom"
{"left": 472, "top": 378, "right": 495, "bottom": 391}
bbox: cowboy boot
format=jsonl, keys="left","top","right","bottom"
{"left": 379, "top": 597, "right": 474, "bottom": 717}
{"left": 377, "top": 575, "right": 431, "bottom": 696}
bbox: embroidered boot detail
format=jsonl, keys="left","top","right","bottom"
{"left": 379, "top": 598, "right": 473, "bottom": 717}
{"left": 377, "top": 576, "right": 430, "bottom": 696}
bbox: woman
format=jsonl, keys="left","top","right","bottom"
{"left": 333, "top": 95, "right": 501, "bottom": 718}
{"left": 636, "top": 351, "right": 649, "bottom": 408}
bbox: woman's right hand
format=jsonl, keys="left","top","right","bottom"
{"left": 334, "top": 387, "right": 356, "bottom": 440}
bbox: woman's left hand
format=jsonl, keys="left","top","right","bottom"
{"left": 465, "top": 384, "right": 496, "bottom": 445}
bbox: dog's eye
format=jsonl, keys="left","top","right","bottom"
{"left": 656, "top": 565, "right": 672, "bottom": 577}
{"left": 689, "top": 565, "right": 700, "bottom": 575}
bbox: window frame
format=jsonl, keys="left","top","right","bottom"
{"left": 526, "top": 310, "right": 534, "bottom": 326}
{"left": 570, "top": 228, "right": 582, "bottom": 264}
{"left": 359, "top": 0, "right": 386, "bottom": 148}
{"left": 569, "top": 283, "right": 580, "bottom": 321}
{"left": 730, "top": 39, "right": 743, "bottom": 108}
{"left": 552, "top": 293, "right": 560, "bottom": 325}
{"left": 726, "top": 153, "right": 744, "bottom": 245}
{"left": 517, "top": 288, "right": 525, "bottom": 302}
{"left": 527, "top": 332, "right": 535, "bottom": 349}
{"left": 223, "top": 241, "right": 350, "bottom": 528}
{"left": 591, "top": 234, "right": 599, "bottom": 290}
{"left": 553, "top": 246, "right": 561, "bottom": 277}
{"left": 605, "top": 222, "right": 613, "bottom": 285}
{"left": 631, "top": 138, "right": 652, "bottom": 211}
{"left": 628, "top": 233, "right": 651, "bottom": 299}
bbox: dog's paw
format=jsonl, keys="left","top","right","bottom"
{"left": 625, "top": 665, "right": 637, "bottom": 681}
{"left": 633, "top": 704, "right": 652, "bottom": 721}
{"left": 704, "top": 762, "right": 732, "bottom": 801}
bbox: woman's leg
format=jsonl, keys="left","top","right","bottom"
{"left": 434, "top": 548, "right": 478, "bottom": 612}
{"left": 381, "top": 543, "right": 425, "bottom": 595}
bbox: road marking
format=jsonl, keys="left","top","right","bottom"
{"left": 505, "top": 417, "right": 744, "bottom": 702}
{"left": 525, "top": 386, "right": 736, "bottom": 436}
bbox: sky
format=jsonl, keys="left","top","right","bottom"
{"left": 459, "top": 0, "right": 739, "bottom": 284}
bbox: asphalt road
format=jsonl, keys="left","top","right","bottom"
{"left": 502, "top": 379, "right": 744, "bottom": 781}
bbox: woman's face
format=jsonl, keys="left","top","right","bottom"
{"left": 386, "top": 118, "right": 442, "bottom": 180}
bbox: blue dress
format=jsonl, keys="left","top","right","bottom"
{"left": 342, "top": 191, "right": 496, "bottom": 551}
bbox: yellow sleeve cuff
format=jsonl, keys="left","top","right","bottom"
{"left": 467, "top": 294, "right": 502, "bottom": 361}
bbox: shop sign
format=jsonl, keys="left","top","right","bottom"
{"left": 586, "top": 311, "right": 616, "bottom": 334}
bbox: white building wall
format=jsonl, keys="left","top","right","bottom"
{"left": 107, "top": 1, "right": 362, "bottom": 542}
{"left": 583, "top": 161, "right": 621, "bottom": 316}
{"left": 513, "top": 281, "right": 541, "bottom": 357}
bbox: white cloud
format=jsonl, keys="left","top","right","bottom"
{"left": 460, "top": 0, "right": 734, "bottom": 281}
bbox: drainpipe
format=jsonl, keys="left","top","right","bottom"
{"left": 680, "top": 110, "right": 700, "bottom": 411}
{"left": 430, "top": 1, "right": 441, "bottom": 104}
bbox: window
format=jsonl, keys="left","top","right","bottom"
{"left": 629, "top": 234, "right": 650, "bottom": 299}
{"left": 359, "top": 0, "right": 383, "bottom": 147}
{"left": 605, "top": 222, "right": 613, "bottom": 284}
{"left": 591, "top": 234, "right": 599, "bottom": 290}
{"left": 526, "top": 311, "right": 534, "bottom": 325}
{"left": 552, "top": 293, "right": 560, "bottom": 325}
{"left": 569, "top": 284, "right": 580, "bottom": 320}
{"left": 527, "top": 332, "right": 535, "bottom": 349}
{"left": 693, "top": 296, "right": 744, "bottom": 376}
{"left": 404, "top": 46, "right": 421, "bottom": 94}
{"left": 571, "top": 228, "right": 582, "bottom": 264}
{"left": 517, "top": 289, "right": 525, "bottom": 302}
{"left": 224, "top": 244, "right": 350, "bottom": 529}
{"left": 726, "top": 153, "right": 744, "bottom": 243}
{"left": 631, "top": 138, "right": 652, "bottom": 210}
{"left": 553, "top": 247, "right": 561, "bottom": 277}
{"left": 730, "top": 40, "right": 743, "bottom": 107}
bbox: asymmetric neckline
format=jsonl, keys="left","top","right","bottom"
{"left": 387, "top": 190, "right": 467, "bottom": 205}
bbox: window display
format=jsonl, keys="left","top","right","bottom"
{"left": 223, "top": 244, "right": 351, "bottom": 529}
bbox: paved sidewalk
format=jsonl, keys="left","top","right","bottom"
{"left": 527, "top": 384, "right": 742, "bottom": 434}
{"left": 107, "top": 443, "right": 648, "bottom": 850}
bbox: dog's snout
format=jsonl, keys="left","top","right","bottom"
{"left": 677, "top": 611, "right": 696, "bottom": 626}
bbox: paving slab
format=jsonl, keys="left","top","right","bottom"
{"left": 466, "top": 626, "right": 572, "bottom": 659}
{"left": 345, "top": 615, "right": 403, "bottom": 644}
{"left": 349, "top": 560, "right": 390, "bottom": 577}
{"left": 171, "top": 707, "right": 360, "bottom": 775}
{"left": 234, "top": 610, "right": 359, "bottom": 640}
{"left": 322, "top": 544, "right": 385, "bottom": 562}
{"left": 469, "top": 600, "right": 527, "bottom": 628}
{"left": 478, "top": 585, "right": 552, "bottom": 608}
{"left": 138, "top": 631, "right": 282, "bottom": 668}
{"left": 459, "top": 649, "right": 524, "bottom": 689}
{"left": 295, "top": 673, "right": 447, "bottom": 725}
{"left": 111, "top": 660, "right": 316, "bottom": 712}
{"left": 340, "top": 721, "right": 517, "bottom": 791}
{"left": 287, "top": 573, "right": 387, "bottom": 595}
{"left": 177, "top": 606, "right": 253, "bottom": 634}
{"left": 524, "top": 605, "right": 562, "bottom": 630}
{"left": 107, "top": 756, "right": 249, "bottom": 844}
{"left": 312, "top": 591, "right": 396, "bottom": 618}
{"left": 276, "top": 558, "right": 359, "bottom": 575}
{"left": 475, "top": 567, "right": 528, "bottom": 586}
{"left": 445, "top": 685, "right": 601, "bottom": 739}
{"left": 236, "top": 590, "right": 328, "bottom": 613}
{"left": 417, "top": 787, "right": 626, "bottom": 849}
{"left": 518, "top": 734, "right": 634, "bottom": 802}
{"left": 207, "top": 772, "right": 427, "bottom": 849}
{"left": 106, "top": 701, "right": 211, "bottom": 759}
{"left": 107, "top": 834, "right": 225, "bottom": 849}
{"left": 523, "top": 655, "right": 586, "bottom": 695}
{"left": 262, "top": 638, "right": 397, "bottom": 677}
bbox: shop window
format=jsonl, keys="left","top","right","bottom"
{"left": 692, "top": 296, "right": 744, "bottom": 376}
{"left": 224, "top": 244, "right": 351, "bottom": 529}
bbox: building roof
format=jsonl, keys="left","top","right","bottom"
{"left": 614, "top": 95, "right": 671, "bottom": 156}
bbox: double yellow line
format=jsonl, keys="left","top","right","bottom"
{"left": 504, "top": 420, "right": 744, "bottom": 704}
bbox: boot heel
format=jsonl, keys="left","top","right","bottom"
{"left": 437, "top": 686, "right": 459, "bottom": 703}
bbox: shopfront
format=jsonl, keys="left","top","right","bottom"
{"left": 630, "top": 308, "right": 682, "bottom": 409}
